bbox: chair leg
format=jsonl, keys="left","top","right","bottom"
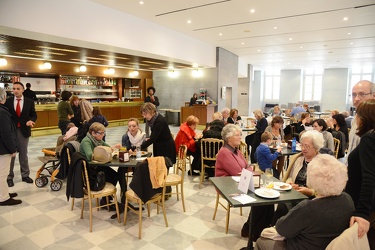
{"left": 199, "top": 166, "right": 205, "bottom": 189}
{"left": 71, "top": 198, "right": 75, "bottom": 210}
{"left": 80, "top": 198, "right": 85, "bottom": 219}
{"left": 240, "top": 207, "right": 243, "bottom": 216}
{"left": 161, "top": 195, "right": 168, "bottom": 227}
{"left": 176, "top": 185, "right": 180, "bottom": 201}
{"left": 225, "top": 203, "right": 230, "bottom": 234}
{"left": 89, "top": 198, "right": 93, "bottom": 232}
{"left": 212, "top": 193, "right": 220, "bottom": 220}
{"left": 180, "top": 183, "right": 186, "bottom": 212}
{"left": 123, "top": 196, "right": 129, "bottom": 225}
{"left": 138, "top": 200, "right": 142, "bottom": 239}
{"left": 113, "top": 195, "right": 120, "bottom": 223}
{"left": 147, "top": 203, "right": 151, "bottom": 217}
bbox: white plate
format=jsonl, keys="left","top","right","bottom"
{"left": 273, "top": 182, "right": 292, "bottom": 191}
{"left": 254, "top": 188, "right": 280, "bottom": 199}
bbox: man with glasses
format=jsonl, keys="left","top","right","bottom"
{"left": 347, "top": 80, "right": 375, "bottom": 155}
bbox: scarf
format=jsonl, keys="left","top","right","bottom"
{"left": 128, "top": 129, "right": 146, "bottom": 146}
{"left": 148, "top": 112, "right": 159, "bottom": 130}
{"left": 86, "top": 132, "right": 104, "bottom": 147}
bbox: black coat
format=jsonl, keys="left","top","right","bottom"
{"left": 141, "top": 114, "right": 176, "bottom": 164}
{"left": 0, "top": 104, "right": 18, "bottom": 155}
{"left": 5, "top": 96, "right": 37, "bottom": 138}
{"left": 66, "top": 152, "right": 85, "bottom": 201}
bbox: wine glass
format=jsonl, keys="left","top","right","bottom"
{"left": 264, "top": 168, "right": 274, "bottom": 188}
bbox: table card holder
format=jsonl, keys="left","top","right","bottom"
{"left": 238, "top": 169, "right": 254, "bottom": 193}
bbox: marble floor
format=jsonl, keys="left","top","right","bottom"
{"left": 0, "top": 123, "right": 251, "bottom": 250}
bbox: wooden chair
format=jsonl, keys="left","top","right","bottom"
{"left": 79, "top": 156, "right": 120, "bottom": 232}
{"left": 333, "top": 138, "right": 340, "bottom": 159}
{"left": 239, "top": 141, "right": 249, "bottom": 162}
{"left": 123, "top": 160, "right": 168, "bottom": 239}
{"left": 212, "top": 192, "right": 242, "bottom": 234}
{"left": 199, "top": 138, "right": 224, "bottom": 188}
{"left": 165, "top": 145, "right": 187, "bottom": 212}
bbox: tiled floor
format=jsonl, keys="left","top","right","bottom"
{"left": 0, "top": 124, "right": 251, "bottom": 250}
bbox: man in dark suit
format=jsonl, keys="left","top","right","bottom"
{"left": 5, "top": 82, "right": 37, "bottom": 187}
{"left": 23, "top": 83, "right": 37, "bottom": 102}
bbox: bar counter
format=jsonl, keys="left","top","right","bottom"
{"left": 32, "top": 101, "right": 144, "bottom": 137}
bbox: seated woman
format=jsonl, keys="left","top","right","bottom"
{"left": 265, "top": 116, "right": 285, "bottom": 179}
{"left": 121, "top": 118, "right": 146, "bottom": 153}
{"left": 255, "top": 154, "right": 354, "bottom": 250}
{"left": 332, "top": 114, "right": 349, "bottom": 150}
{"left": 295, "top": 112, "right": 311, "bottom": 134}
{"left": 312, "top": 119, "right": 334, "bottom": 152}
{"left": 215, "top": 124, "right": 251, "bottom": 176}
{"left": 268, "top": 105, "right": 282, "bottom": 117}
{"left": 79, "top": 123, "right": 124, "bottom": 205}
{"left": 189, "top": 93, "right": 198, "bottom": 106}
{"left": 227, "top": 108, "right": 242, "bottom": 125}
{"left": 174, "top": 115, "right": 202, "bottom": 175}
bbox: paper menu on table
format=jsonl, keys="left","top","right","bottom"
{"left": 232, "top": 194, "right": 256, "bottom": 204}
{"left": 238, "top": 169, "right": 254, "bottom": 193}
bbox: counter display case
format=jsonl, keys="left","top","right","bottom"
{"left": 59, "top": 76, "right": 118, "bottom": 100}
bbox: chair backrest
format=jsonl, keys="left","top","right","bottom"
{"left": 175, "top": 145, "right": 187, "bottom": 175}
{"left": 239, "top": 141, "right": 249, "bottom": 162}
{"left": 200, "top": 138, "right": 224, "bottom": 162}
{"left": 333, "top": 138, "right": 340, "bottom": 159}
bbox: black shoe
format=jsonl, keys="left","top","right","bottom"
{"left": 7, "top": 179, "right": 14, "bottom": 187}
{"left": 241, "top": 223, "right": 249, "bottom": 238}
{"left": 188, "top": 170, "right": 200, "bottom": 176}
{"left": 0, "top": 198, "right": 22, "bottom": 206}
{"left": 9, "top": 193, "right": 17, "bottom": 198}
{"left": 22, "top": 177, "right": 33, "bottom": 183}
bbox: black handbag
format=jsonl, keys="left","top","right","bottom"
{"left": 89, "top": 170, "right": 106, "bottom": 191}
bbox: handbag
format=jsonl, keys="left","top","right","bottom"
{"left": 92, "top": 146, "right": 113, "bottom": 163}
{"left": 88, "top": 170, "right": 106, "bottom": 191}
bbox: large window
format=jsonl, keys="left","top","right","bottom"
{"left": 303, "top": 69, "right": 323, "bottom": 101}
{"left": 264, "top": 69, "right": 280, "bottom": 100}
{"left": 350, "top": 66, "right": 373, "bottom": 91}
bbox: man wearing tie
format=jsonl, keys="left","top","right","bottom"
{"left": 5, "top": 82, "right": 37, "bottom": 187}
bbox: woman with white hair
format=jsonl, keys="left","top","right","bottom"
{"left": 221, "top": 107, "right": 230, "bottom": 125}
{"left": 255, "top": 154, "right": 354, "bottom": 250}
{"left": 215, "top": 124, "right": 251, "bottom": 176}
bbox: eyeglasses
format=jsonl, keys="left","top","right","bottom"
{"left": 350, "top": 92, "right": 372, "bottom": 98}
{"left": 95, "top": 131, "right": 106, "bottom": 135}
{"left": 300, "top": 143, "right": 311, "bottom": 150}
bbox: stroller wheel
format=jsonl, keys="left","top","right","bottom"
{"left": 50, "top": 179, "right": 63, "bottom": 191}
{"left": 35, "top": 177, "right": 47, "bottom": 188}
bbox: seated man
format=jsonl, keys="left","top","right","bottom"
{"left": 255, "top": 154, "right": 354, "bottom": 250}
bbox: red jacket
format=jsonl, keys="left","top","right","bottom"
{"left": 175, "top": 123, "right": 196, "bottom": 153}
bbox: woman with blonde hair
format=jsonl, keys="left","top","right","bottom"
{"left": 121, "top": 118, "right": 146, "bottom": 152}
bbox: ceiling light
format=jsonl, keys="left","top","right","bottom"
{"left": 347, "top": 32, "right": 351, "bottom": 35}
{"left": 39, "top": 62, "right": 52, "bottom": 70}
{"left": 289, "top": 38, "right": 293, "bottom": 41}
{"left": 343, "top": 17, "right": 348, "bottom": 21}
{"left": 250, "top": 9, "right": 255, "bottom": 13}
{"left": 104, "top": 68, "right": 115, "bottom": 75}
{"left": 257, "top": 49, "right": 261, "bottom": 52}
{"left": 300, "top": 46, "right": 303, "bottom": 49}
{"left": 241, "top": 42, "right": 245, "bottom": 45}
{"left": 219, "top": 33, "right": 222, "bottom": 36}
{"left": 168, "top": 70, "right": 178, "bottom": 78}
{"left": 0, "top": 58, "right": 7, "bottom": 66}
{"left": 187, "top": 20, "right": 191, "bottom": 24}
{"left": 273, "top": 26, "right": 277, "bottom": 29}
{"left": 139, "top": 1, "right": 144, "bottom": 4}
{"left": 79, "top": 65, "right": 87, "bottom": 72}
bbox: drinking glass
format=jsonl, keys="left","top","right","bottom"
{"left": 264, "top": 168, "right": 274, "bottom": 188}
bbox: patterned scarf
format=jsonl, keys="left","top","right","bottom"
{"left": 128, "top": 129, "right": 146, "bottom": 146}
{"left": 86, "top": 132, "right": 104, "bottom": 147}
{"left": 148, "top": 112, "right": 159, "bottom": 130}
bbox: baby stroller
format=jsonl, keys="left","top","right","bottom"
{"left": 35, "top": 133, "right": 79, "bottom": 191}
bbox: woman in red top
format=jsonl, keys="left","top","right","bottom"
{"left": 174, "top": 115, "right": 201, "bottom": 154}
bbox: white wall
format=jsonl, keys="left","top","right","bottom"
{"left": 321, "top": 68, "right": 349, "bottom": 111}
{"left": 279, "top": 70, "right": 302, "bottom": 106}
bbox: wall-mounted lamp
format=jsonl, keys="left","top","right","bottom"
{"left": 39, "top": 62, "right": 52, "bottom": 70}
{"left": 192, "top": 69, "right": 203, "bottom": 77}
{"left": 0, "top": 58, "right": 7, "bottom": 66}
{"left": 129, "top": 70, "right": 139, "bottom": 77}
{"left": 104, "top": 68, "right": 115, "bottom": 75}
{"left": 79, "top": 65, "right": 87, "bottom": 72}
{"left": 168, "top": 70, "right": 178, "bottom": 78}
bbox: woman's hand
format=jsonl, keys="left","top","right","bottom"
{"left": 350, "top": 216, "right": 370, "bottom": 238}
{"left": 113, "top": 143, "right": 121, "bottom": 149}
{"left": 296, "top": 187, "right": 314, "bottom": 196}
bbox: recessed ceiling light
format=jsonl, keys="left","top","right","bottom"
{"left": 244, "top": 30, "right": 250, "bottom": 33}
{"left": 343, "top": 17, "right": 348, "bottom": 21}
{"left": 308, "top": 52, "right": 311, "bottom": 55}
{"left": 300, "top": 46, "right": 303, "bottom": 49}
{"left": 187, "top": 20, "right": 191, "bottom": 24}
{"left": 219, "top": 33, "right": 222, "bottom": 36}
{"left": 273, "top": 26, "right": 277, "bottom": 29}
{"left": 347, "top": 32, "right": 351, "bottom": 35}
{"left": 350, "top": 42, "right": 354, "bottom": 45}
{"left": 257, "top": 49, "right": 261, "bottom": 52}
{"left": 289, "top": 38, "right": 293, "bottom": 41}
{"left": 139, "top": 1, "right": 144, "bottom": 4}
{"left": 250, "top": 9, "right": 255, "bottom": 13}
{"left": 241, "top": 42, "right": 245, "bottom": 45}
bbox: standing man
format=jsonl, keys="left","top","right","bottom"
{"left": 144, "top": 86, "right": 160, "bottom": 136}
{"left": 23, "top": 83, "right": 37, "bottom": 102}
{"left": 347, "top": 80, "right": 375, "bottom": 155}
{"left": 0, "top": 88, "right": 21, "bottom": 206}
{"left": 5, "top": 82, "right": 37, "bottom": 187}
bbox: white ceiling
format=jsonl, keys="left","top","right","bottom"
{"left": 92, "top": 0, "right": 375, "bottom": 70}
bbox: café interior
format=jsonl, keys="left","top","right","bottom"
{"left": 0, "top": 0, "right": 375, "bottom": 249}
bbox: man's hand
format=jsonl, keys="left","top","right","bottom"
{"left": 350, "top": 216, "right": 370, "bottom": 238}
{"left": 26, "top": 120, "right": 35, "bottom": 127}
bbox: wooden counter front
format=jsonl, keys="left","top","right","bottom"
{"left": 180, "top": 104, "right": 217, "bottom": 125}
{"left": 32, "top": 101, "right": 144, "bottom": 136}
